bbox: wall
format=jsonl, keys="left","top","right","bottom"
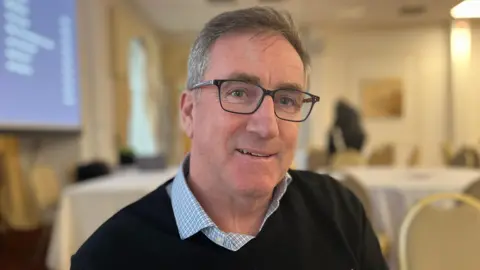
{"left": 452, "top": 20, "right": 480, "bottom": 147}
{"left": 160, "top": 34, "right": 194, "bottom": 164}
{"left": 308, "top": 25, "right": 450, "bottom": 166}
{"left": 76, "top": 0, "right": 116, "bottom": 165}
{"left": 472, "top": 22, "right": 480, "bottom": 143}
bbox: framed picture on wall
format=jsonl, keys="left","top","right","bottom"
{"left": 360, "top": 77, "right": 403, "bottom": 119}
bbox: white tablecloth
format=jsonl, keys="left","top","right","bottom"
{"left": 46, "top": 167, "right": 178, "bottom": 270}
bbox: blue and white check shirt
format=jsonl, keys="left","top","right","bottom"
{"left": 166, "top": 156, "right": 291, "bottom": 251}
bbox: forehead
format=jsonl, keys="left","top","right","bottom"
{"left": 204, "top": 31, "right": 306, "bottom": 90}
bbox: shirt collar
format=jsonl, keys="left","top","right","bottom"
{"left": 170, "top": 155, "right": 292, "bottom": 240}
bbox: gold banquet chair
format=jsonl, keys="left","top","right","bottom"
{"left": 398, "top": 193, "right": 480, "bottom": 270}
{"left": 449, "top": 147, "right": 480, "bottom": 168}
{"left": 441, "top": 142, "right": 454, "bottom": 165}
{"left": 28, "top": 165, "right": 61, "bottom": 263}
{"left": 463, "top": 178, "right": 480, "bottom": 200}
{"left": 368, "top": 144, "right": 395, "bottom": 166}
{"left": 307, "top": 148, "right": 328, "bottom": 171}
{"left": 330, "top": 149, "right": 365, "bottom": 169}
{"left": 406, "top": 146, "right": 420, "bottom": 167}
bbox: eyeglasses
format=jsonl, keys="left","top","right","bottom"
{"left": 190, "top": 80, "right": 320, "bottom": 122}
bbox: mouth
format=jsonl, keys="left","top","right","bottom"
{"left": 236, "top": 149, "right": 275, "bottom": 158}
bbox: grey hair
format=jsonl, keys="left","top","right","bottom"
{"left": 186, "top": 6, "right": 310, "bottom": 90}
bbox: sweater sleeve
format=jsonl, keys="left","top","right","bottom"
{"left": 70, "top": 253, "right": 96, "bottom": 270}
{"left": 315, "top": 172, "right": 389, "bottom": 270}
{"left": 358, "top": 206, "right": 390, "bottom": 270}
{"left": 291, "top": 171, "right": 390, "bottom": 270}
{"left": 337, "top": 176, "right": 388, "bottom": 269}
{"left": 70, "top": 230, "right": 118, "bottom": 270}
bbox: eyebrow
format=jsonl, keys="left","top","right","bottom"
{"left": 225, "top": 72, "right": 305, "bottom": 91}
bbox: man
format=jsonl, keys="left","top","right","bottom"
{"left": 71, "top": 7, "right": 388, "bottom": 270}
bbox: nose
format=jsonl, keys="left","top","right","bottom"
{"left": 245, "top": 96, "right": 279, "bottom": 139}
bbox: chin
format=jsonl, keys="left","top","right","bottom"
{"left": 226, "top": 166, "right": 283, "bottom": 196}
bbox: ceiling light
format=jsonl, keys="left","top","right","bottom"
{"left": 451, "top": 0, "right": 480, "bottom": 19}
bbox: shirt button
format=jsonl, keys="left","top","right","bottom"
{"left": 216, "top": 237, "right": 223, "bottom": 244}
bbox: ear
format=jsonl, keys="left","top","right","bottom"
{"left": 180, "top": 90, "right": 194, "bottom": 138}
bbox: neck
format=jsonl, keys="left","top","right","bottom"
{"left": 187, "top": 172, "right": 274, "bottom": 236}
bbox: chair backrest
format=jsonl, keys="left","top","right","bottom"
{"left": 368, "top": 144, "right": 395, "bottom": 166}
{"left": 441, "top": 142, "right": 454, "bottom": 165}
{"left": 381, "top": 188, "right": 408, "bottom": 240}
{"left": 307, "top": 148, "right": 328, "bottom": 171}
{"left": 0, "top": 153, "right": 5, "bottom": 223}
{"left": 463, "top": 178, "right": 480, "bottom": 200}
{"left": 331, "top": 149, "right": 365, "bottom": 169}
{"left": 398, "top": 193, "right": 480, "bottom": 270}
{"left": 341, "top": 174, "right": 372, "bottom": 220}
{"left": 450, "top": 147, "right": 480, "bottom": 168}
{"left": 406, "top": 146, "right": 420, "bottom": 167}
{"left": 0, "top": 153, "right": 4, "bottom": 186}
{"left": 29, "top": 166, "right": 60, "bottom": 212}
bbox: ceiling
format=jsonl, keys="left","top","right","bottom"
{"left": 132, "top": 0, "right": 462, "bottom": 32}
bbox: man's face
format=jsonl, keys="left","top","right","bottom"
{"left": 181, "top": 32, "right": 305, "bottom": 196}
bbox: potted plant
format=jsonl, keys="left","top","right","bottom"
{"left": 119, "top": 147, "right": 136, "bottom": 165}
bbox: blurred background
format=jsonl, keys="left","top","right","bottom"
{"left": 0, "top": 0, "right": 479, "bottom": 269}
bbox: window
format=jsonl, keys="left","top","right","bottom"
{"left": 127, "top": 38, "right": 157, "bottom": 157}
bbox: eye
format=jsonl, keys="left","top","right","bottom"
{"left": 279, "top": 96, "right": 295, "bottom": 106}
{"left": 230, "top": 89, "right": 246, "bottom": 97}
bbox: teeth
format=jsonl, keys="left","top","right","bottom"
{"left": 238, "top": 149, "right": 270, "bottom": 157}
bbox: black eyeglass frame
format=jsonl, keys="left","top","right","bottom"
{"left": 190, "top": 79, "right": 320, "bottom": 122}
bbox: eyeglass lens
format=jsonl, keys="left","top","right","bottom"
{"left": 219, "top": 81, "right": 314, "bottom": 121}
